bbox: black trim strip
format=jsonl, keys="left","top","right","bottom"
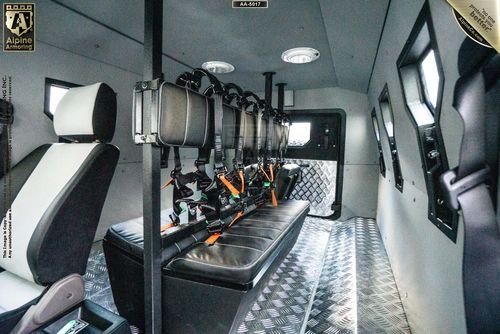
{"left": 366, "top": 0, "right": 392, "bottom": 93}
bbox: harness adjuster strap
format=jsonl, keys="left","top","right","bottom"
{"left": 441, "top": 166, "right": 490, "bottom": 210}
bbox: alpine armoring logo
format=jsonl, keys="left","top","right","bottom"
{"left": 3, "top": 3, "right": 35, "bottom": 52}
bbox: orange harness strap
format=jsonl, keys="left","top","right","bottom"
{"left": 263, "top": 164, "right": 278, "bottom": 207}
{"left": 218, "top": 174, "right": 240, "bottom": 197}
{"left": 239, "top": 170, "right": 245, "bottom": 193}
{"left": 228, "top": 211, "right": 244, "bottom": 229}
{"left": 271, "top": 189, "right": 278, "bottom": 207}
{"left": 259, "top": 166, "right": 272, "bottom": 182}
{"left": 269, "top": 164, "right": 274, "bottom": 182}
{"left": 160, "top": 222, "right": 176, "bottom": 233}
{"left": 205, "top": 233, "right": 221, "bottom": 245}
{"left": 161, "top": 178, "right": 174, "bottom": 189}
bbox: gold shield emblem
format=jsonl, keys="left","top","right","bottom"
{"left": 5, "top": 5, "right": 33, "bottom": 37}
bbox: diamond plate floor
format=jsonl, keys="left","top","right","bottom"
{"left": 304, "top": 218, "right": 410, "bottom": 334}
{"left": 237, "top": 217, "right": 332, "bottom": 334}
{"left": 84, "top": 217, "right": 410, "bottom": 334}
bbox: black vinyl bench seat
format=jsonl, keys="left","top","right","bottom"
{"left": 103, "top": 200, "right": 309, "bottom": 333}
{"left": 164, "top": 200, "right": 309, "bottom": 289}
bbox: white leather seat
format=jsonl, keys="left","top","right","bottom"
{"left": 0, "top": 83, "right": 119, "bottom": 332}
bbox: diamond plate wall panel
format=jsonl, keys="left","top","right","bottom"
{"left": 84, "top": 246, "right": 117, "bottom": 313}
{"left": 287, "top": 159, "right": 337, "bottom": 217}
{"left": 237, "top": 218, "right": 333, "bottom": 334}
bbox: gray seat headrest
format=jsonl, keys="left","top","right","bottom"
{"left": 54, "top": 83, "right": 116, "bottom": 143}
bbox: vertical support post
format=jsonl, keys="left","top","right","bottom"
{"left": 276, "top": 83, "right": 286, "bottom": 113}
{"left": 263, "top": 72, "right": 275, "bottom": 161}
{"left": 263, "top": 72, "right": 275, "bottom": 109}
{"left": 143, "top": 0, "right": 163, "bottom": 333}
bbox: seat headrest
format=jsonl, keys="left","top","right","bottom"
{"left": 54, "top": 83, "right": 116, "bottom": 143}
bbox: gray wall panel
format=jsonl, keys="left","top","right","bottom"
{"left": 285, "top": 87, "right": 379, "bottom": 220}
{"left": 0, "top": 41, "right": 199, "bottom": 240}
{"left": 367, "top": 0, "right": 467, "bottom": 332}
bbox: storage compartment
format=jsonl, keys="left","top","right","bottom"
{"left": 34, "top": 300, "right": 130, "bottom": 334}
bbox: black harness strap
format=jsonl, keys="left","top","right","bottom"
{"left": 266, "top": 110, "right": 274, "bottom": 164}
{"left": 234, "top": 106, "right": 246, "bottom": 171}
{"left": 168, "top": 146, "right": 196, "bottom": 223}
{"left": 213, "top": 94, "right": 225, "bottom": 172}
{"left": 195, "top": 147, "right": 213, "bottom": 191}
{"left": 256, "top": 110, "right": 263, "bottom": 163}
{"left": 441, "top": 45, "right": 499, "bottom": 333}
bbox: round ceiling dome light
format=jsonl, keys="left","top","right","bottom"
{"left": 281, "top": 47, "right": 320, "bottom": 64}
{"left": 201, "top": 61, "right": 235, "bottom": 74}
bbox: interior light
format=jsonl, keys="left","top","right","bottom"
{"left": 201, "top": 61, "right": 235, "bottom": 74}
{"left": 281, "top": 47, "right": 320, "bottom": 64}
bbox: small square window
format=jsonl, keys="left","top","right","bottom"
{"left": 287, "top": 122, "right": 311, "bottom": 147}
{"left": 420, "top": 49, "right": 440, "bottom": 109}
{"left": 44, "top": 78, "right": 81, "bottom": 120}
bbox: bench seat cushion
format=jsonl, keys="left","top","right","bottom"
{"left": 163, "top": 200, "right": 309, "bottom": 288}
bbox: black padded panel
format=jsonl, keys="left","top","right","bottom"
{"left": 243, "top": 112, "right": 256, "bottom": 150}
{"left": 222, "top": 104, "right": 238, "bottom": 149}
{"left": 158, "top": 82, "right": 239, "bottom": 149}
{"left": 164, "top": 200, "right": 309, "bottom": 287}
{"left": 158, "top": 83, "right": 211, "bottom": 147}
{"left": 273, "top": 122, "right": 281, "bottom": 152}
{"left": 105, "top": 218, "right": 208, "bottom": 261}
{"left": 0, "top": 145, "right": 51, "bottom": 219}
{"left": 261, "top": 117, "right": 269, "bottom": 152}
{"left": 27, "top": 144, "right": 119, "bottom": 285}
{"left": 458, "top": 38, "right": 496, "bottom": 77}
{"left": 483, "top": 54, "right": 500, "bottom": 92}
{"left": 92, "top": 83, "right": 117, "bottom": 143}
{"left": 276, "top": 163, "right": 301, "bottom": 199}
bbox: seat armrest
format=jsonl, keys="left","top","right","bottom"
{"left": 10, "top": 274, "right": 84, "bottom": 334}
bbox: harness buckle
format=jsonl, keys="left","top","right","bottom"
{"left": 206, "top": 220, "right": 224, "bottom": 234}
{"left": 440, "top": 166, "right": 490, "bottom": 210}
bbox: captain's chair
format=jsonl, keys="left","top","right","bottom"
{"left": 0, "top": 83, "right": 119, "bottom": 332}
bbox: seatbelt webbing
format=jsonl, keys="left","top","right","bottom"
{"left": 445, "top": 67, "right": 500, "bottom": 332}
{"left": 256, "top": 111, "right": 262, "bottom": 160}
{"left": 213, "top": 94, "right": 225, "bottom": 171}
{"left": 171, "top": 147, "right": 184, "bottom": 223}
{"left": 234, "top": 106, "right": 246, "bottom": 170}
{"left": 266, "top": 111, "right": 273, "bottom": 162}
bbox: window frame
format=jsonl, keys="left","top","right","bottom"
{"left": 396, "top": 1, "right": 458, "bottom": 242}
{"left": 44, "top": 78, "right": 81, "bottom": 120}
{"left": 371, "top": 108, "right": 386, "bottom": 177}
{"left": 378, "top": 84, "right": 404, "bottom": 192}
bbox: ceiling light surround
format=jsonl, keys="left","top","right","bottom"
{"left": 281, "top": 47, "right": 320, "bottom": 64}
{"left": 201, "top": 61, "right": 235, "bottom": 74}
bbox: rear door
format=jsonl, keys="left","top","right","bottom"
{"left": 285, "top": 110, "right": 344, "bottom": 218}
